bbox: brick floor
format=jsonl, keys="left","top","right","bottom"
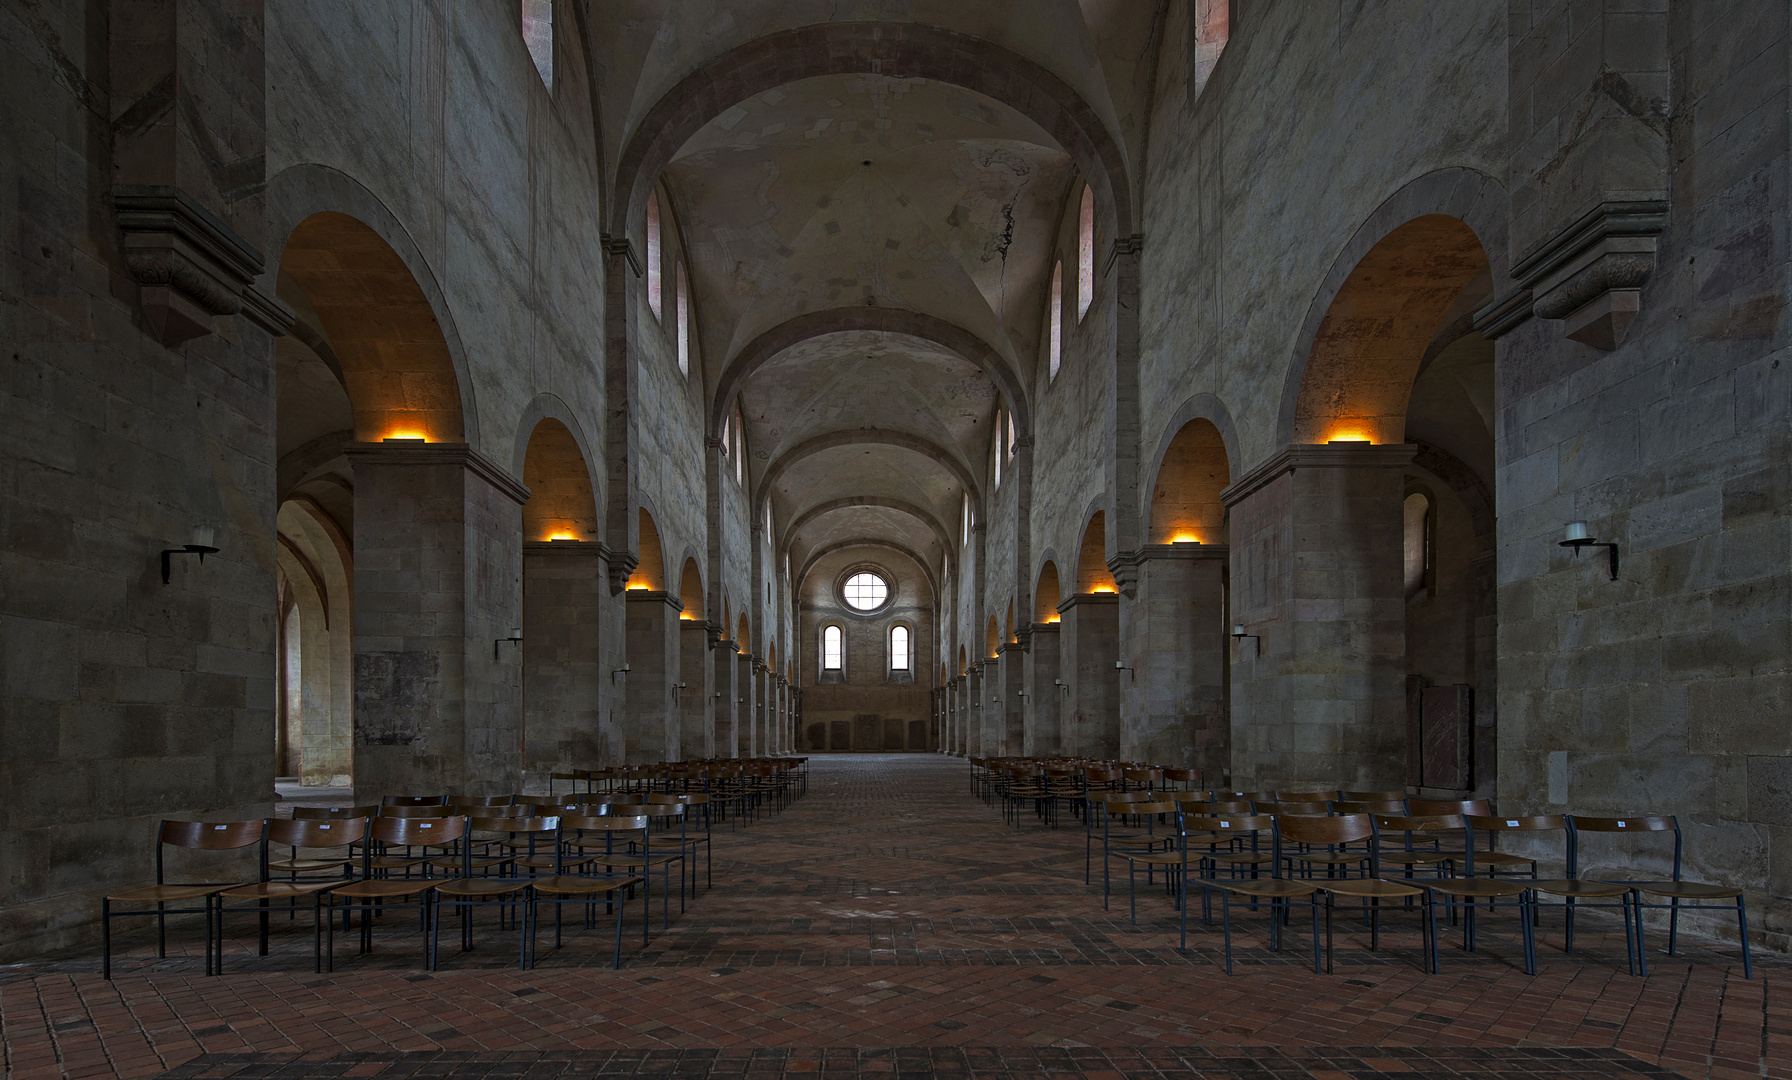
{"left": 0, "top": 755, "right": 1782, "bottom": 1080}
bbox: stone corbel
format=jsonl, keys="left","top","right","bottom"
{"left": 600, "top": 233, "right": 642, "bottom": 276}
{"left": 1475, "top": 200, "right": 1667, "bottom": 350}
{"left": 607, "top": 550, "right": 640, "bottom": 595}
{"left": 1106, "top": 550, "right": 1141, "bottom": 600}
{"left": 1103, "top": 233, "right": 1144, "bottom": 275}
{"left": 115, "top": 188, "right": 266, "bottom": 345}
{"left": 705, "top": 621, "right": 725, "bottom": 647}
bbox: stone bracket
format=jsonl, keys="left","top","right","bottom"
{"left": 607, "top": 550, "right": 640, "bottom": 595}
{"left": 1102, "top": 233, "right": 1144, "bottom": 276}
{"left": 1474, "top": 200, "right": 1668, "bottom": 350}
{"left": 115, "top": 188, "right": 267, "bottom": 345}
{"left": 601, "top": 233, "right": 643, "bottom": 276}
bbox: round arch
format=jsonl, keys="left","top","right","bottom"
{"left": 796, "top": 539, "right": 940, "bottom": 603}
{"left": 1275, "top": 167, "right": 1510, "bottom": 448}
{"left": 512, "top": 394, "right": 603, "bottom": 511}
{"left": 780, "top": 496, "right": 956, "bottom": 572}
{"left": 712, "top": 309, "right": 1031, "bottom": 442}
{"left": 756, "top": 429, "right": 983, "bottom": 521}
{"left": 611, "top": 21, "right": 1134, "bottom": 245}
{"left": 266, "top": 164, "right": 480, "bottom": 447}
{"left": 521, "top": 418, "right": 599, "bottom": 543}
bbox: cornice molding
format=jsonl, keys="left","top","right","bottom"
{"left": 1221, "top": 443, "right": 1416, "bottom": 508}
{"left": 343, "top": 442, "right": 532, "bottom": 505}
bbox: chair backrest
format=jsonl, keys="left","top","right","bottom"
{"left": 1567, "top": 815, "right": 1680, "bottom": 879}
{"left": 267, "top": 817, "right": 365, "bottom": 849}
{"left": 1278, "top": 812, "right": 1372, "bottom": 847}
{"left": 1343, "top": 789, "right": 1407, "bottom": 802}
{"left": 380, "top": 804, "right": 453, "bottom": 818}
{"left": 451, "top": 794, "right": 516, "bottom": 807}
{"left": 1334, "top": 799, "right": 1406, "bottom": 814}
{"left": 1101, "top": 790, "right": 1152, "bottom": 804}
{"left": 293, "top": 805, "right": 379, "bottom": 820}
{"left": 517, "top": 794, "right": 575, "bottom": 807}
{"left": 1212, "top": 791, "right": 1275, "bottom": 803}
{"left": 1372, "top": 813, "right": 1465, "bottom": 840}
{"left": 1466, "top": 814, "right": 1565, "bottom": 872}
{"left": 1278, "top": 790, "right": 1341, "bottom": 802}
{"left": 161, "top": 820, "right": 265, "bottom": 851}
{"left": 1262, "top": 801, "right": 1331, "bottom": 816}
{"left": 1410, "top": 798, "right": 1491, "bottom": 816}
{"left": 1083, "top": 767, "right": 1120, "bottom": 783}
{"left": 1111, "top": 800, "right": 1176, "bottom": 816}
{"left": 382, "top": 795, "right": 446, "bottom": 806}
{"left": 368, "top": 814, "right": 467, "bottom": 846}
{"left": 561, "top": 814, "right": 647, "bottom": 832}
{"left": 646, "top": 793, "right": 691, "bottom": 804}
{"left": 468, "top": 815, "right": 559, "bottom": 834}
{"left": 451, "top": 803, "right": 527, "bottom": 818}
{"left": 1162, "top": 768, "right": 1200, "bottom": 783}
{"left": 1184, "top": 814, "right": 1273, "bottom": 838}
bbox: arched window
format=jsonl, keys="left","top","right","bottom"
{"left": 822, "top": 625, "right": 844, "bottom": 670}
{"left": 521, "top": 0, "right": 553, "bottom": 91}
{"left": 842, "top": 571, "right": 888, "bottom": 611}
{"left": 1048, "top": 261, "right": 1063, "bottom": 379}
{"left": 733, "top": 416, "right": 744, "bottom": 484}
{"left": 961, "top": 492, "right": 970, "bottom": 545}
{"left": 676, "top": 262, "right": 690, "bottom": 376}
{"left": 646, "top": 190, "right": 662, "bottom": 321}
{"left": 1404, "top": 492, "right": 1433, "bottom": 604}
{"left": 992, "top": 411, "right": 1002, "bottom": 487}
{"left": 1078, "top": 185, "right": 1094, "bottom": 319}
{"left": 889, "top": 625, "right": 911, "bottom": 671}
{"left": 1007, "top": 411, "right": 1017, "bottom": 460}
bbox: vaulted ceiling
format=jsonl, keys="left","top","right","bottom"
{"left": 596, "top": 2, "right": 1163, "bottom": 601}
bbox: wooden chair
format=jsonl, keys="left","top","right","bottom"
{"left": 1572, "top": 814, "right": 1750, "bottom": 979}
{"left": 379, "top": 804, "right": 454, "bottom": 818}
{"left": 651, "top": 792, "right": 712, "bottom": 893}
{"left": 381, "top": 795, "right": 446, "bottom": 807}
{"left": 1161, "top": 767, "right": 1201, "bottom": 791}
{"left": 101, "top": 820, "right": 264, "bottom": 979}
{"left": 1343, "top": 790, "right": 1408, "bottom": 803}
{"left": 1194, "top": 815, "right": 1321, "bottom": 974}
{"left": 1372, "top": 813, "right": 1466, "bottom": 886}
{"left": 216, "top": 817, "right": 365, "bottom": 973}
{"left": 1281, "top": 813, "right": 1431, "bottom": 972}
{"left": 584, "top": 804, "right": 684, "bottom": 930}
{"left": 1278, "top": 790, "right": 1341, "bottom": 803}
{"left": 1100, "top": 800, "right": 1178, "bottom": 917}
{"left": 528, "top": 815, "right": 648, "bottom": 967}
{"left": 429, "top": 816, "right": 558, "bottom": 970}
{"left": 1518, "top": 817, "right": 1643, "bottom": 975}
{"left": 322, "top": 815, "right": 467, "bottom": 970}
{"left": 449, "top": 794, "right": 517, "bottom": 807}
{"left": 1418, "top": 815, "right": 1544, "bottom": 975}
{"left": 292, "top": 805, "right": 379, "bottom": 820}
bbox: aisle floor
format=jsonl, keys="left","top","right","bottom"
{"left": 1, "top": 756, "right": 1782, "bottom": 1080}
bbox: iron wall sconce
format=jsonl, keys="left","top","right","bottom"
{"left": 161, "top": 526, "right": 219, "bottom": 584}
{"left": 611, "top": 663, "right": 631, "bottom": 684}
{"left": 673, "top": 681, "right": 687, "bottom": 704}
{"left": 493, "top": 626, "right": 522, "bottom": 660}
{"left": 1231, "top": 624, "right": 1261, "bottom": 656}
{"left": 1560, "top": 521, "right": 1620, "bottom": 580}
{"left": 1115, "top": 659, "right": 1134, "bottom": 680}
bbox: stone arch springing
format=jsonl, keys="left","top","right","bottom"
{"left": 1034, "top": 561, "right": 1062, "bottom": 624}
{"left": 1075, "top": 511, "right": 1116, "bottom": 594}
{"left": 985, "top": 616, "right": 1000, "bottom": 659}
{"left": 1147, "top": 418, "right": 1231, "bottom": 546}
{"left": 522, "top": 418, "right": 599, "bottom": 542}
{"left": 679, "top": 558, "right": 704, "bottom": 620}
{"left": 629, "top": 508, "right": 666, "bottom": 591}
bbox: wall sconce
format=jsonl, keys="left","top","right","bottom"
{"left": 1016, "top": 689, "right": 1027, "bottom": 701}
{"left": 1231, "top": 624, "right": 1261, "bottom": 656}
{"left": 1560, "top": 521, "right": 1619, "bottom": 580}
{"left": 160, "top": 526, "right": 219, "bottom": 584}
{"left": 493, "top": 626, "right": 523, "bottom": 660}
{"left": 672, "top": 681, "right": 687, "bottom": 704}
{"left": 1115, "top": 659, "right": 1134, "bottom": 680}
{"left": 1054, "top": 678, "right": 1071, "bottom": 696}
{"left": 610, "top": 662, "right": 631, "bottom": 684}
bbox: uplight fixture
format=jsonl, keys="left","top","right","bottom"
{"left": 1559, "top": 521, "right": 1619, "bottom": 580}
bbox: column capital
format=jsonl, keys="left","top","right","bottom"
{"left": 344, "top": 441, "right": 533, "bottom": 505}
{"left": 1221, "top": 442, "right": 1416, "bottom": 507}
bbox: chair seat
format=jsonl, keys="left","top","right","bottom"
{"left": 269, "top": 857, "right": 352, "bottom": 873}
{"left": 1290, "top": 850, "right": 1372, "bottom": 866}
{"left": 1120, "top": 850, "right": 1194, "bottom": 866}
{"left": 585, "top": 854, "right": 679, "bottom": 869}
{"left": 1423, "top": 877, "right": 1529, "bottom": 898}
{"left": 331, "top": 879, "right": 438, "bottom": 900}
{"left": 427, "top": 855, "right": 509, "bottom": 871}
{"left": 1108, "top": 835, "right": 1170, "bottom": 849}
{"left": 1634, "top": 880, "right": 1743, "bottom": 900}
{"left": 368, "top": 855, "right": 432, "bottom": 870}
{"left": 219, "top": 880, "right": 340, "bottom": 900}
{"left": 1531, "top": 878, "right": 1634, "bottom": 899}
{"left": 1209, "top": 850, "right": 1274, "bottom": 866}
{"left": 435, "top": 877, "right": 532, "bottom": 899}
{"left": 1314, "top": 878, "right": 1428, "bottom": 900}
{"left": 532, "top": 874, "right": 645, "bottom": 897}
{"left": 1379, "top": 850, "right": 1454, "bottom": 866}
{"left": 106, "top": 883, "right": 236, "bottom": 903}
{"left": 1470, "top": 851, "right": 1536, "bottom": 868}
{"left": 1208, "top": 877, "right": 1318, "bottom": 899}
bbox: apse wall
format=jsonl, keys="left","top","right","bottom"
{"left": 798, "top": 548, "right": 936, "bottom": 752}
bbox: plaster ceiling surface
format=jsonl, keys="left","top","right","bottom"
{"left": 789, "top": 504, "right": 941, "bottom": 571}
{"left": 769, "top": 443, "right": 960, "bottom": 547}
{"left": 738, "top": 330, "right": 996, "bottom": 468}
{"left": 664, "top": 75, "right": 1074, "bottom": 365}
{"left": 591, "top": 0, "right": 1142, "bottom": 192}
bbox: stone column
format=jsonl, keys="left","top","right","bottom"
{"left": 752, "top": 660, "right": 769, "bottom": 755}
{"left": 347, "top": 443, "right": 528, "bottom": 798}
{"left": 1057, "top": 593, "right": 1120, "bottom": 759}
{"left": 1118, "top": 544, "right": 1230, "bottom": 775}
{"left": 712, "top": 636, "right": 738, "bottom": 758}
{"left": 623, "top": 591, "right": 680, "bottom": 764}
{"left": 996, "top": 643, "right": 1026, "bottom": 757}
{"left": 735, "top": 653, "right": 755, "bottom": 757}
{"left": 1223, "top": 444, "right": 1413, "bottom": 789}
{"left": 963, "top": 666, "right": 983, "bottom": 756}
{"left": 980, "top": 657, "right": 1001, "bottom": 756}
{"left": 522, "top": 540, "right": 609, "bottom": 781}
{"left": 943, "top": 678, "right": 958, "bottom": 754}
{"left": 1025, "top": 625, "right": 1062, "bottom": 756}
{"left": 678, "top": 616, "right": 712, "bottom": 760}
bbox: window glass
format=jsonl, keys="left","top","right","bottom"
{"left": 1049, "top": 262, "right": 1063, "bottom": 379}
{"left": 1403, "top": 492, "right": 1432, "bottom": 603}
{"left": 890, "top": 626, "right": 910, "bottom": 670}
{"left": 822, "top": 625, "right": 843, "bottom": 669}
{"left": 1078, "top": 185, "right": 1094, "bottom": 319}
{"left": 676, "top": 262, "right": 690, "bottom": 375}
{"left": 522, "top": 0, "right": 553, "bottom": 90}
{"left": 646, "top": 191, "right": 662, "bottom": 320}
{"left": 842, "top": 572, "right": 888, "bottom": 611}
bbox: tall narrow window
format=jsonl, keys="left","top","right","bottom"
{"left": 1006, "top": 411, "right": 1017, "bottom": 460}
{"left": 1077, "top": 185, "right": 1094, "bottom": 319}
{"left": 822, "top": 625, "right": 843, "bottom": 670}
{"left": 675, "top": 262, "right": 690, "bottom": 376}
{"left": 890, "top": 626, "right": 911, "bottom": 671}
{"left": 1404, "top": 492, "right": 1433, "bottom": 604}
{"left": 962, "top": 492, "right": 970, "bottom": 545}
{"left": 1048, "top": 261, "right": 1063, "bottom": 379}
{"left": 992, "top": 416, "right": 1002, "bottom": 487}
{"left": 521, "top": 0, "right": 553, "bottom": 91}
{"left": 646, "top": 190, "right": 662, "bottom": 321}
{"left": 734, "top": 419, "right": 744, "bottom": 484}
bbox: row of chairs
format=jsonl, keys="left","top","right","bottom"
{"left": 99, "top": 789, "right": 731, "bottom": 978}
{"left": 548, "top": 757, "right": 807, "bottom": 821}
{"left": 1091, "top": 801, "right": 1751, "bottom": 979}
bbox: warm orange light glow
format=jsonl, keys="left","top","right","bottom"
{"left": 1170, "top": 532, "right": 1203, "bottom": 544}
{"left": 1322, "top": 424, "right": 1374, "bottom": 444}
{"left": 679, "top": 612, "right": 696, "bottom": 621}
{"left": 546, "top": 531, "right": 578, "bottom": 542}
{"left": 381, "top": 430, "right": 429, "bottom": 443}
{"left": 1045, "top": 613, "right": 1061, "bottom": 624}
{"left": 626, "top": 582, "right": 650, "bottom": 591}
{"left": 1090, "top": 585, "right": 1116, "bottom": 595}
